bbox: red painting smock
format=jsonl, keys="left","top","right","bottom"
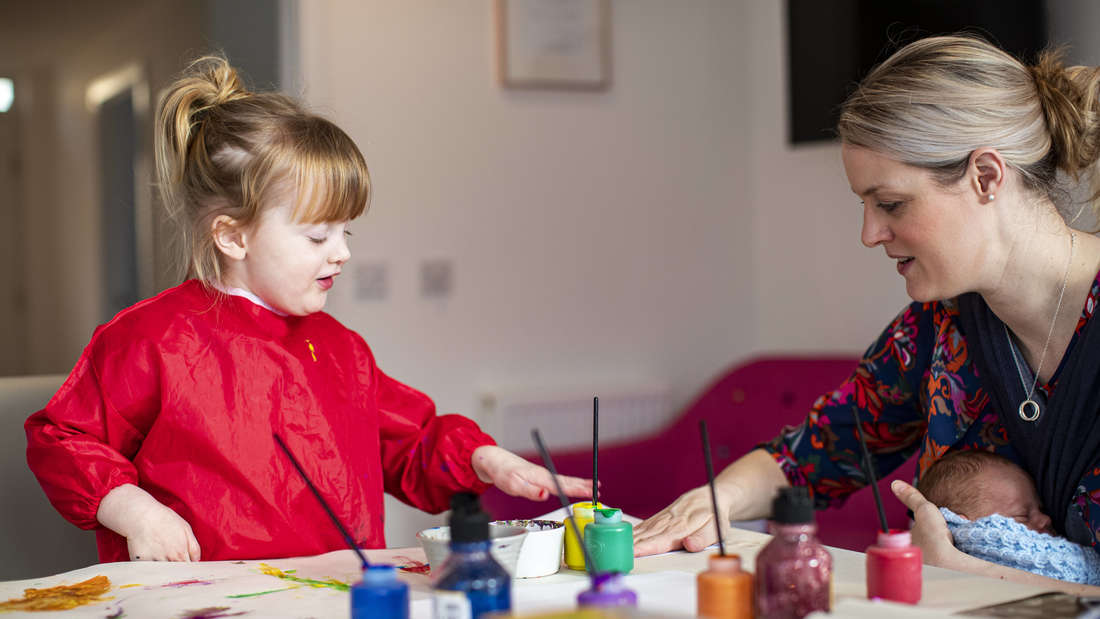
{"left": 25, "top": 280, "right": 494, "bottom": 562}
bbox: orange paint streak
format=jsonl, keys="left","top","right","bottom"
{"left": 0, "top": 575, "right": 112, "bottom": 611}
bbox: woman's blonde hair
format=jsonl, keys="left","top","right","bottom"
{"left": 155, "top": 55, "right": 370, "bottom": 285}
{"left": 838, "top": 35, "right": 1100, "bottom": 225}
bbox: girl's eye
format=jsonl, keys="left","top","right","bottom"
{"left": 308, "top": 236, "right": 327, "bottom": 245}
{"left": 344, "top": 229, "right": 353, "bottom": 237}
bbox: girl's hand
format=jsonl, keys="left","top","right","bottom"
{"left": 633, "top": 484, "right": 733, "bottom": 556}
{"left": 97, "top": 484, "right": 202, "bottom": 562}
{"left": 890, "top": 479, "right": 957, "bottom": 566}
{"left": 472, "top": 445, "right": 592, "bottom": 501}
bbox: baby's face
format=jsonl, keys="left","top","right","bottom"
{"left": 967, "top": 465, "right": 1053, "bottom": 534}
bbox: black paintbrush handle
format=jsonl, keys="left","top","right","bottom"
{"left": 273, "top": 433, "right": 370, "bottom": 570}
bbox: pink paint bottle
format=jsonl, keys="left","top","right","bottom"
{"left": 866, "top": 530, "right": 921, "bottom": 604}
{"left": 754, "top": 487, "right": 832, "bottom": 619}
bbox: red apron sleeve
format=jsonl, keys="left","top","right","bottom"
{"left": 373, "top": 363, "right": 496, "bottom": 514}
{"left": 25, "top": 325, "right": 159, "bottom": 529}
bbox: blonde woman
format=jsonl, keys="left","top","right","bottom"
{"left": 635, "top": 35, "right": 1100, "bottom": 593}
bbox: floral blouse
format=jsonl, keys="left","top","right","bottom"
{"left": 763, "top": 270, "right": 1100, "bottom": 550}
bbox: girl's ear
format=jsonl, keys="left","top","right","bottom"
{"left": 968, "top": 147, "right": 1006, "bottom": 203}
{"left": 212, "top": 215, "right": 247, "bottom": 261}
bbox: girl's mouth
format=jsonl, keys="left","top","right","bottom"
{"left": 317, "top": 276, "right": 334, "bottom": 291}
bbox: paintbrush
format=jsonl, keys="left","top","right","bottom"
{"left": 273, "top": 432, "right": 371, "bottom": 570}
{"left": 531, "top": 428, "right": 602, "bottom": 578}
{"left": 592, "top": 396, "right": 599, "bottom": 509}
{"left": 699, "top": 420, "right": 726, "bottom": 556}
{"left": 852, "top": 409, "right": 889, "bottom": 533}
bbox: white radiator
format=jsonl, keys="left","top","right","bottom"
{"left": 479, "top": 386, "right": 674, "bottom": 453}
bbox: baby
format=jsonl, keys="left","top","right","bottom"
{"left": 917, "top": 450, "right": 1100, "bottom": 585}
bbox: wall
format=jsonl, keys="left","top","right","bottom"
{"left": 0, "top": 1, "right": 206, "bottom": 374}
{"left": 299, "top": 0, "right": 764, "bottom": 544}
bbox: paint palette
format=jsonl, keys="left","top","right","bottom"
{"left": 493, "top": 519, "right": 565, "bottom": 578}
{"left": 416, "top": 523, "right": 527, "bottom": 576}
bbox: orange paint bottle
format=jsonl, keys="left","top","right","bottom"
{"left": 697, "top": 553, "right": 754, "bottom": 619}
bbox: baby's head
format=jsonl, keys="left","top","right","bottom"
{"left": 155, "top": 55, "right": 370, "bottom": 314}
{"left": 916, "top": 450, "right": 1053, "bottom": 534}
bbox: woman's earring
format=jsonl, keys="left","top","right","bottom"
{"left": 987, "top": 194, "right": 996, "bottom": 203}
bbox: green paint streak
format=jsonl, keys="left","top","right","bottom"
{"left": 226, "top": 586, "right": 298, "bottom": 599}
{"left": 258, "top": 565, "right": 349, "bottom": 592}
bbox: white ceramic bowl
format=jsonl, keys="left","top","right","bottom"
{"left": 416, "top": 523, "right": 528, "bottom": 576}
{"left": 493, "top": 519, "right": 565, "bottom": 578}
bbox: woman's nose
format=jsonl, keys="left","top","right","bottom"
{"left": 861, "top": 205, "right": 892, "bottom": 248}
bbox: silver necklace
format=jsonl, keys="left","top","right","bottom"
{"left": 1004, "top": 230, "right": 1075, "bottom": 422}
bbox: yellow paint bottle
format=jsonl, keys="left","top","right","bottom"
{"left": 562, "top": 501, "right": 603, "bottom": 571}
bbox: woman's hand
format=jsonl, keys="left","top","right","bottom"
{"left": 890, "top": 479, "right": 958, "bottom": 567}
{"left": 472, "top": 445, "right": 592, "bottom": 501}
{"left": 633, "top": 484, "right": 733, "bottom": 556}
{"left": 97, "top": 484, "right": 202, "bottom": 561}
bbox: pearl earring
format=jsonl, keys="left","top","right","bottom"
{"left": 987, "top": 193, "right": 996, "bottom": 202}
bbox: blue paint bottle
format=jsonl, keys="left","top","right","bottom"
{"left": 431, "top": 493, "right": 511, "bottom": 619}
{"left": 352, "top": 564, "right": 409, "bottom": 619}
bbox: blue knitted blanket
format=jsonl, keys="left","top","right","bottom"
{"left": 942, "top": 507, "right": 1100, "bottom": 585}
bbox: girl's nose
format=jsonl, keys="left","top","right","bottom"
{"left": 331, "top": 236, "right": 351, "bottom": 264}
{"left": 861, "top": 205, "right": 892, "bottom": 248}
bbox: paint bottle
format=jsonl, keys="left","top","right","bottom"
{"left": 563, "top": 501, "right": 603, "bottom": 571}
{"left": 577, "top": 572, "right": 638, "bottom": 608}
{"left": 352, "top": 564, "right": 409, "bottom": 619}
{"left": 866, "top": 530, "right": 922, "bottom": 604}
{"left": 697, "top": 553, "right": 753, "bottom": 619}
{"left": 432, "top": 493, "right": 511, "bottom": 619}
{"left": 584, "top": 507, "right": 634, "bottom": 574}
{"left": 754, "top": 487, "right": 832, "bottom": 619}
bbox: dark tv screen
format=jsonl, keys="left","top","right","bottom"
{"left": 787, "top": 0, "right": 1048, "bottom": 144}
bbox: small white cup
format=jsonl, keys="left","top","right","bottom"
{"left": 493, "top": 519, "right": 565, "bottom": 578}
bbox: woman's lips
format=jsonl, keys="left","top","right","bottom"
{"left": 896, "top": 257, "right": 914, "bottom": 275}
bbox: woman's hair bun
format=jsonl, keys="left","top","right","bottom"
{"left": 1030, "top": 48, "right": 1100, "bottom": 177}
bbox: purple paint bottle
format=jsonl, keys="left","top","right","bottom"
{"left": 754, "top": 487, "right": 832, "bottom": 619}
{"left": 576, "top": 572, "right": 637, "bottom": 608}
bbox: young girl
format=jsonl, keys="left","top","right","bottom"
{"left": 24, "top": 55, "right": 589, "bottom": 563}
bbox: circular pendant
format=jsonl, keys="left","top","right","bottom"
{"left": 1019, "top": 399, "right": 1041, "bottom": 422}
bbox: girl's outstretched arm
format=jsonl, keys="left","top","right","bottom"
{"left": 96, "top": 483, "right": 201, "bottom": 562}
{"left": 471, "top": 445, "right": 592, "bottom": 501}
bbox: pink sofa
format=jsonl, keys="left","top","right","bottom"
{"left": 479, "top": 356, "right": 917, "bottom": 552}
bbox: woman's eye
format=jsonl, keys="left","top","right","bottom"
{"left": 878, "top": 201, "right": 903, "bottom": 213}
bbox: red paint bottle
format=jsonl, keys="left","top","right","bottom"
{"left": 865, "top": 530, "right": 922, "bottom": 604}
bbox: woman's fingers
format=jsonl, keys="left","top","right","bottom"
{"left": 890, "top": 479, "right": 927, "bottom": 511}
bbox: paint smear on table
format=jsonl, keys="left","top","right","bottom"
{"left": 225, "top": 586, "right": 299, "bottom": 599}
{"left": 178, "top": 607, "right": 247, "bottom": 618}
{"left": 394, "top": 557, "right": 430, "bottom": 575}
{"left": 258, "top": 564, "right": 349, "bottom": 592}
{"left": 0, "top": 575, "right": 112, "bottom": 611}
{"left": 162, "top": 579, "right": 214, "bottom": 588}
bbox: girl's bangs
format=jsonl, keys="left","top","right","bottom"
{"left": 275, "top": 122, "right": 371, "bottom": 224}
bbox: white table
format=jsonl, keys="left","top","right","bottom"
{"left": 0, "top": 527, "right": 1049, "bottom": 618}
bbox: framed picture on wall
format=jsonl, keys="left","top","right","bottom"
{"left": 495, "top": 0, "right": 611, "bottom": 90}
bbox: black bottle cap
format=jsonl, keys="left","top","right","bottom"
{"left": 449, "top": 492, "right": 490, "bottom": 543}
{"left": 771, "top": 486, "right": 814, "bottom": 524}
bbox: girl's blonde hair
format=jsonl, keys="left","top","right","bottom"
{"left": 155, "top": 55, "right": 370, "bottom": 285}
{"left": 838, "top": 35, "right": 1100, "bottom": 226}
